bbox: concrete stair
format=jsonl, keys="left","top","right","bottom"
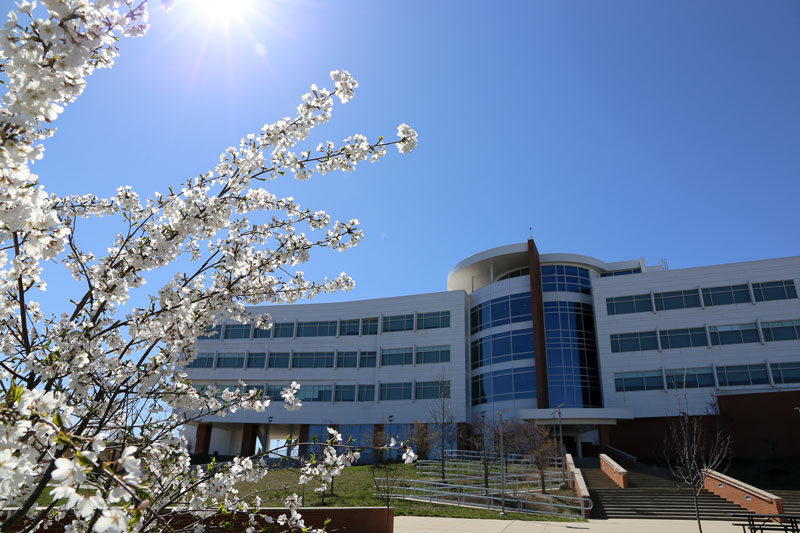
{"left": 771, "top": 490, "right": 800, "bottom": 516}
{"left": 575, "top": 458, "right": 748, "bottom": 520}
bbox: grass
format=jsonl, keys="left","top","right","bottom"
{"left": 234, "top": 463, "right": 585, "bottom": 522}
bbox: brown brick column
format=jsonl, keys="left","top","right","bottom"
{"left": 195, "top": 423, "right": 212, "bottom": 455}
{"left": 298, "top": 424, "right": 310, "bottom": 458}
{"left": 527, "top": 238, "right": 549, "bottom": 409}
{"left": 240, "top": 423, "right": 258, "bottom": 456}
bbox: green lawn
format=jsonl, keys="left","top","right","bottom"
{"left": 234, "top": 463, "right": 585, "bottom": 522}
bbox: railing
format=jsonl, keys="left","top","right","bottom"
{"left": 380, "top": 477, "right": 592, "bottom": 519}
{"left": 442, "top": 449, "right": 562, "bottom": 469}
{"left": 599, "top": 453, "right": 628, "bottom": 488}
{"left": 415, "top": 461, "right": 568, "bottom": 489}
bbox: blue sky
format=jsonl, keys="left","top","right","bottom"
{"left": 32, "top": 0, "right": 800, "bottom": 307}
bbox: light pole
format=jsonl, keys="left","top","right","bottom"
{"left": 387, "top": 415, "right": 394, "bottom": 460}
{"left": 552, "top": 403, "right": 565, "bottom": 480}
{"left": 497, "top": 408, "right": 509, "bottom": 516}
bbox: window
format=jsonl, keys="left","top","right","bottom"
{"left": 273, "top": 323, "right": 295, "bottom": 338}
{"left": 296, "top": 321, "right": 337, "bottom": 337}
{"left": 380, "top": 382, "right": 412, "bottom": 400}
{"left": 600, "top": 268, "right": 641, "bottom": 277}
{"left": 339, "top": 319, "right": 361, "bottom": 336}
{"left": 253, "top": 327, "right": 272, "bottom": 338}
{"left": 614, "top": 370, "right": 663, "bottom": 392}
{"left": 470, "top": 292, "right": 532, "bottom": 334}
{"left": 198, "top": 325, "right": 221, "bottom": 340}
{"left": 187, "top": 353, "right": 215, "bottom": 368}
{"left": 654, "top": 289, "right": 702, "bottom": 311}
{"left": 247, "top": 352, "right": 266, "bottom": 368}
{"left": 471, "top": 329, "right": 534, "bottom": 369}
{"left": 359, "top": 351, "right": 377, "bottom": 368}
{"left": 417, "top": 311, "right": 451, "bottom": 330}
{"left": 416, "top": 380, "right": 450, "bottom": 400}
{"left": 610, "top": 331, "right": 658, "bottom": 353}
{"left": 383, "top": 314, "right": 414, "bottom": 332}
{"left": 362, "top": 318, "right": 378, "bottom": 335}
{"left": 297, "top": 385, "right": 332, "bottom": 402}
{"left": 665, "top": 367, "right": 714, "bottom": 389}
{"left": 381, "top": 348, "right": 413, "bottom": 366}
{"left": 702, "top": 284, "right": 751, "bottom": 306}
{"left": 772, "top": 362, "right": 800, "bottom": 384}
{"left": 709, "top": 323, "right": 759, "bottom": 345}
{"left": 541, "top": 265, "right": 592, "bottom": 294}
{"left": 223, "top": 324, "right": 251, "bottom": 339}
{"left": 416, "top": 345, "right": 450, "bottom": 364}
{"left": 358, "top": 384, "right": 375, "bottom": 402}
{"left": 659, "top": 328, "right": 708, "bottom": 349}
{"left": 606, "top": 294, "right": 652, "bottom": 315}
{"left": 762, "top": 320, "right": 800, "bottom": 342}
{"left": 266, "top": 385, "right": 284, "bottom": 399}
{"left": 470, "top": 367, "right": 536, "bottom": 405}
{"left": 497, "top": 267, "right": 529, "bottom": 281}
{"left": 216, "top": 352, "right": 245, "bottom": 368}
{"left": 268, "top": 352, "right": 290, "bottom": 368}
{"left": 336, "top": 351, "right": 358, "bottom": 368}
{"left": 716, "top": 364, "right": 769, "bottom": 386}
{"left": 753, "top": 280, "right": 798, "bottom": 302}
{"left": 292, "top": 352, "right": 334, "bottom": 368}
{"left": 335, "top": 384, "right": 356, "bottom": 402}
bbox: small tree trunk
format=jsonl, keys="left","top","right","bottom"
{"left": 539, "top": 465, "right": 546, "bottom": 494}
{"left": 693, "top": 489, "right": 703, "bottom": 533}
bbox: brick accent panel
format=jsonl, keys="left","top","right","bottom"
{"left": 703, "top": 470, "right": 785, "bottom": 517}
{"left": 565, "top": 455, "right": 592, "bottom": 519}
{"left": 195, "top": 423, "right": 212, "bottom": 455}
{"left": 599, "top": 453, "right": 628, "bottom": 488}
{"left": 5, "top": 508, "right": 393, "bottom": 533}
{"left": 527, "top": 238, "right": 549, "bottom": 409}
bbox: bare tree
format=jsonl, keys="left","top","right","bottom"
{"left": 428, "top": 374, "right": 456, "bottom": 480}
{"left": 411, "top": 421, "right": 433, "bottom": 461}
{"left": 664, "top": 410, "right": 731, "bottom": 533}
{"left": 466, "top": 414, "right": 499, "bottom": 494}
{"left": 504, "top": 420, "right": 559, "bottom": 494}
{"left": 371, "top": 459, "right": 401, "bottom": 533}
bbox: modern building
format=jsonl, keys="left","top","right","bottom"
{"left": 183, "top": 239, "right": 800, "bottom": 460}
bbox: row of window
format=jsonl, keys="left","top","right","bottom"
{"left": 600, "top": 268, "right": 642, "bottom": 278}
{"left": 610, "top": 318, "right": 800, "bottom": 353}
{"left": 199, "top": 311, "right": 451, "bottom": 340}
{"left": 470, "top": 292, "right": 532, "bottom": 334}
{"left": 187, "top": 346, "right": 451, "bottom": 369}
{"left": 541, "top": 265, "right": 592, "bottom": 295}
{"left": 606, "top": 280, "right": 797, "bottom": 316}
{"left": 470, "top": 328, "right": 534, "bottom": 369}
{"left": 471, "top": 367, "right": 536, "bottom": 405}
{"left": 214, "top": 380, "right": 451, "bottom": 402}
{"left": 614, "top": 361, "right": 800, "bottom": 392}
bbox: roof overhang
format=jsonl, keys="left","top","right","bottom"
{"left": 519, "top": 407, "right": 635, "bottom": 426}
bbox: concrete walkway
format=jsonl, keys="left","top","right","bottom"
{"left": 394, "top": 516, "right": 742, "bottom": 532}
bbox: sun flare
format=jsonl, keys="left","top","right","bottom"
{"left": 193, "top": 0, "right": 253, "bottom": 24}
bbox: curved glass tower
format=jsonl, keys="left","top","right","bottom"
{"left": 448, "top": 239, "right": 626, "bottom": 418}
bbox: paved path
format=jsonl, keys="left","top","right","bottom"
{"left": 395, "top": 516, "right": 741, "bottom": 532}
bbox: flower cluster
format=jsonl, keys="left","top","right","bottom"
{"left": 0, "top": 1, "right": 418, "bottom": 532}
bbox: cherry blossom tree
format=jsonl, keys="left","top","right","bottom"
{"left": 0, "top": 1, "right": 417, "bottom": 532}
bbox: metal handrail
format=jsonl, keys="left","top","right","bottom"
{"left": 382, "top": 477, "right": 592, "bottom": 518}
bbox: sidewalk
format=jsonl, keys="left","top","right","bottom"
{"left": 394, "top": 516, "right": 741, "bottom": 532}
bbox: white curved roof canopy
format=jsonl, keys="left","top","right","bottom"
{"left": 447, "top": 242, "right": 644, "bottom": 294}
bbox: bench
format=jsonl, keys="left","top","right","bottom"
{"left": 730, "top": 513, "right": 800, "bottom": 533}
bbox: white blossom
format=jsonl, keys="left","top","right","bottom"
{"left": 0, "top": 1, "right": 417, "bottom": 530}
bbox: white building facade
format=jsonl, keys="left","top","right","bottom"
{"left": 183, "top": 240, "right": 800, "bottom": 460}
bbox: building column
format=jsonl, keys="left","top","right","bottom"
{"left": 240, "top": 423, "right": 258, "bottom": 456}
{"left": 527, "top": 237, "right": 549, "bottom": 409}
{"left": 298, "top": 424, "right": 310, "bottom": 458}
{"left": 195, "top": 423, "right": 213, "bottom": 455}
